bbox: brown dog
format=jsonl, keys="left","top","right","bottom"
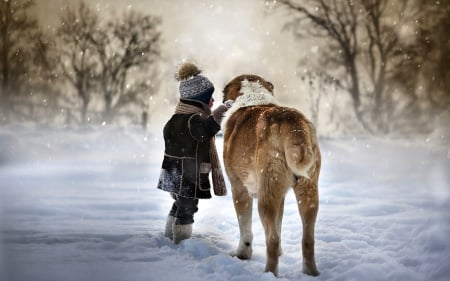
{"left": 222, "top": 75, "right": 321, "bottom": 277}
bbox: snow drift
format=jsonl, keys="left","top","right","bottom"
{"left": 0, "top": 125, "right": 449, "bottom": 281}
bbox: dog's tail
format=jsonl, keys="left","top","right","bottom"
{"left": 283, "top": 120, "right": 318, "bottom": 180}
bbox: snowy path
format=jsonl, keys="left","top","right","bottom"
{"left": 0, "top": 126, "right": 449, "bottom": 281}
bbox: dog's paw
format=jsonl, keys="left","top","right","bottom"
{"left": 231, "top": 243, "right": 253, "bottom": 260}
{"left": 231, "top": 251, "right": 252, "bottom": 260}
{"left": 302, "top": 260, "right": 320, "bottom": 276}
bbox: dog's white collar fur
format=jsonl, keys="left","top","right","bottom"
{"left": 222, "top": 80, "right": 278, "bottom": 129}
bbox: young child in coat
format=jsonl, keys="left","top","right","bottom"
{"left": 157, "top": 62, "right": 229, "bottom": 244}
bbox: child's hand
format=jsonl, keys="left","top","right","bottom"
{"left": 212, "top": 104, "right": 228, "bottom": 124}
{"left": 224, "top": 100, "right": 234, "bottom": 109}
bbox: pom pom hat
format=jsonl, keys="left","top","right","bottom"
{"left": 176, "top": 63, "right": 215, "bottom": 104}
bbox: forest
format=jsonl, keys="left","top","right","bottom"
{"left": 0, "top": 0, "right": 448, "bottom": 136}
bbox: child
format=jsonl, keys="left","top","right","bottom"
{"left": 157, "top": 62, "right": 229, "bottom": 244}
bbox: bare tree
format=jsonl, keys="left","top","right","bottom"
{"left": 56, "top": 1, "right": 100, "bottom": 124}
{"left": 411, "top": 0, "right": 450, "bottom": 111}
{"left": 88, "top": 10, "right": 161, "bottom": 123}
{"left": 277, "top": 0, "right": 375, "bottom": 132}
{"left": 276, "top": 0, "right": 429, "bottom": 133}
{"left": 55, "top": 1, "right": 161, "bottom": 125}
{"left": 359, "top": 0, "right": 413, "bottom": 132}
{"left": 298, "top": 67, "right": 344, "bottom": 134}
{"left": 362, "top": 0, "right": 449, "bottom": 131}
{"left": 0, "top": 0, "right": 49, "bottom": 122}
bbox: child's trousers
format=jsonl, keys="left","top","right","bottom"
{"left": 169, "top": 194, "right": 199, "bottom": 225}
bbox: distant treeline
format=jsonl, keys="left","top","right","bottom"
{"left": 0, "top": 0, "right": 161, "bottom": 126}
{"left": 0, "top": 0, "right": 448, "bottom": 135}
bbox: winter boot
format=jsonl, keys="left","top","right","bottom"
{"left": 164, "top": 215, "right": 176, "bottom": 240}
{"left": 172, "top": 223, "right": 193, "bottom": 244}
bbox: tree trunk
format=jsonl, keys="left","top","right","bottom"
{"left": 103, "top": 92, "right": 113, "bottom": 123}
{"left": 348, "top": 57, "right": 374, "bottom": 133}
{"left": 373, "top": 69, "right": 387, "bottom": 133}
{"left": 81, "top": 96, "right": 89, "bottom": 124}
{"left": 1, "top": 1, "right": 11, "bottom": 122}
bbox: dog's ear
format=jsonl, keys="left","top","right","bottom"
{"left": 258, "top": 79, "right": 274, "bottom": 95}
{"left": 222, "top": 83, "right": 230, "bottom": 103}
{"left": 267, "top": 82, "right": 274, "bottom": 92}
{"left": 222, "top": 77, "right": 242, "bottom": 102}
{"left": 245, "top": 75, "right": 274, "bottom": 95}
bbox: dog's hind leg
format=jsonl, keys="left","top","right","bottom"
{"left": 277, "top": 196, "right": 285, "bottom": 256}
{"left": 294, "top": 178, "right": 320, "bottom": 276}
{"left": 258, "top": 190, "right": 284, "bottom": 276}
{"left": 231, "top": 186, "right": 253, "bottom": 260}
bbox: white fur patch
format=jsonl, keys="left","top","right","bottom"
{"left": 240, "top": 80, "right": 273, "bottom": 97}
{"left": 222, "top": 80, "right": 278, "bottom": 130}
{"left": 243, "top": 171, "right": 259, "bottom": 198}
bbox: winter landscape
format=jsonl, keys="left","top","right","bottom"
{"left": 1, "top": 0, "right": 449, "bottom": 280}
{"left": 0, "top": 125, "right": 448, "bottom": 281}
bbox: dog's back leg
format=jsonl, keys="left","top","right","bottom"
{"left": 293, "top": 178, "right": 320, "bottom": 276}
{"left": 258, "top": 191, "right": 284, "bottom": 276}
{"left": 277, "top": 196, "right": 285, "bottom": 256}
{"left": 231, "top": 181, "right": 254, "bottom": 260}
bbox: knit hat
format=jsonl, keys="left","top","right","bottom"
{"left": 176, "top": 63, "right": 215, "bottom": 104}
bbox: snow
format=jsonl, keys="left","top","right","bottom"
{"left": 0, "top": 125, "right": 449, "bottom": 281}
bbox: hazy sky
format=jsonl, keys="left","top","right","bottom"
{"left": 35, "top": 0, "right": 312, "bottom": 120}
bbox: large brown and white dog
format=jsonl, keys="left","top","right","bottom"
{"left": 222, "top": 75, "right": 321, "bottom": 277}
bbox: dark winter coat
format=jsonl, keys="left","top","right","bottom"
{"left": 157, "top": 104, "right": 221, "bottom": 199}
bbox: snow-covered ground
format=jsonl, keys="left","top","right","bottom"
{"left": 0, "top": 125, "right": 449, "bottom": 281}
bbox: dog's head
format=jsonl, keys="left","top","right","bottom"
{"left": 222, "top": 74, "right": 274, "bottom": 103}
